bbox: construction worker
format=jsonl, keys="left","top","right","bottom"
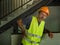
{"left": 17, "top": 6, "right": 53, "bottom": 45}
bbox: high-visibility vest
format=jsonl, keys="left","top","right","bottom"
{"left": 22, "top": 16, "right": 45, "bottom": 45}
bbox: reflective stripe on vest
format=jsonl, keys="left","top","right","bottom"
{"left": 24, "top": 37, "right": 40, "bottom": 44}
{"left": 22, "top": 16, "right": 45, "bottom": 45}
{"left": 26, "top": 32, "right": 41, "bottom": 38}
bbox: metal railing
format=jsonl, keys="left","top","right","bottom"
{"left": 0, "top": 0, "right": 31, "bottom": 19}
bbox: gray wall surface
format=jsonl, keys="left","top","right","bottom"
{"left": 0, "top": 27, "right": 13, "bottom": 45}
{"left": 45, "top": 6, "right": 60, "bottom": 32}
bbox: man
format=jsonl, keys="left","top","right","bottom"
{"left": 17, "top": 6, "right": 53, "bottom": 45}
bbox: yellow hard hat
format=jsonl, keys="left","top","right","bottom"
{"left": 39, "top": 6, "right": 49, "bottom": 15}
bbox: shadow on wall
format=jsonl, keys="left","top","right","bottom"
{"left": 57, "top": 6, "right": 60, "bottom": 32}
{"left": 45, "top": 6, "right": 60, "bottom": 32}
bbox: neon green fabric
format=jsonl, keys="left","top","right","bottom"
{"left": 22, "top": 16, "right": 45, "bottom": 45}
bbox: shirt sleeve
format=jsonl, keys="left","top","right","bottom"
{"left": 22, "top": 16, "right": 32, "bottom": 29}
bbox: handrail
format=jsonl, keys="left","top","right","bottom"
{"left": 0, "top": 0, "right": 31, "bottom": 19}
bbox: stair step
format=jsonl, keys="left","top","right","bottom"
{"left": 1, "top": 17, "right": 8, "bottom": 21}
{"left": 8, "top": 13, "right": 14, "bottom": 17}
{"left": 7, "top": 16, "right": 14, "bottom": 21}
{"left": 0, "top": 20, "right": 1, "bottom": 25}
{"left": 0, "top": 21, "right": 8, "bottom": 27}
{"left": 7, "top": 13, "right": 16, "bottom": 21}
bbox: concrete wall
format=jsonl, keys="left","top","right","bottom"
{"left": 0, "top": 27, "right": 13, "bottom": 45}
{"left": 45, "top": 6, "right": 60, "bottom": 32}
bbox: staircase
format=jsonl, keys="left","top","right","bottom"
{"left": 0, "top": 0, "right": 33, "bottom": 33}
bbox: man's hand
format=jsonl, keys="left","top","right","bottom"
{"left": 21, "top": 30, "right": 26, "bottom": 38}
{"left": 17, "top": 19, "right": 23, "bottom": 28}
{"left": 17, "top": 18, "right": 26, "bottom": 38}
{"left": 44, "top": 28, "right": 53, "bottom": 39}
{"left": 48, "top": 32, "right": 53, "bottom": 39}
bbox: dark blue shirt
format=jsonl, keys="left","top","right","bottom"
{"left": 22, "top": 16, "right": 32, "bottom": 29}
{"left": 22, "top": 16, "right": 41, "bottom": 29}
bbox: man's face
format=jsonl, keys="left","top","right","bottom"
{"left": 38, "top": 11, "right": 48, "bottom": 20}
